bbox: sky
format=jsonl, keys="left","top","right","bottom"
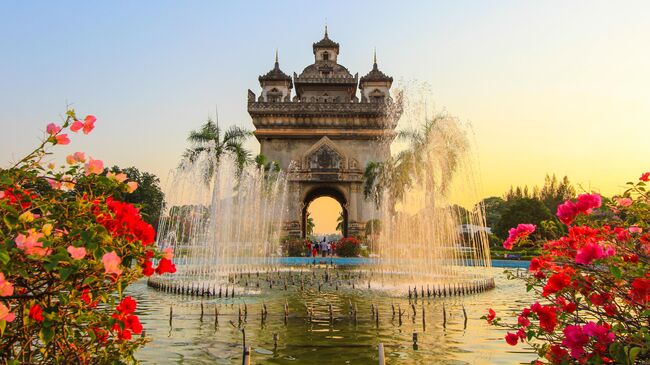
{"left": 1, "top": 1, "right": 649, "bottom": 233}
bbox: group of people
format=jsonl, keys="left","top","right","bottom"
{"left": 306, "top": 238, "right": 337, "bottom": 257}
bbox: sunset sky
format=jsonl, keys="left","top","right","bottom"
{"left": 1, "top": 1, "right": 648, "bottom": 233}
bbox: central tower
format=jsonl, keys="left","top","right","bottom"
{"left": 248, "top": 28, "right": 401, "bottom": 238}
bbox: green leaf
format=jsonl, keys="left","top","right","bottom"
{"left": 2, "top": 215, "right": 18, "bottom": 230}
{"left": 609, "top": 266, "right": 622, "bottom": 279}
{"left": 39, "top": 326, "right": 55, "bottom": 344}
{"left": 629, "top": 347, "right": 641, "bottom": 364}
{"left": 0, "top": 250, "right": 9, "bottom": 265}
{"left": 59, "top": 266, "right": 75, "bottom": 281}
{"left": 0, "top": 320, "right": 6, "bottom": 336}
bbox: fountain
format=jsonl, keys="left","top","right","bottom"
{"left": 148, "top": 87, "right": 493, "bottom": 298}
{"left": 148, "top": 148, "right": 289, "bottom": 295}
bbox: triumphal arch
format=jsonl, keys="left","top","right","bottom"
{"left": 247, "top": 28, "right": 401, "bottom": 237}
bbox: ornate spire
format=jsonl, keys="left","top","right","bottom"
{"left": 313, "top": 25, "right": 339, "bottom": 53}
{"left": 373, "top": 48, "right": 377, "bottom": 69}
{"left": 258, "top": 50, "right": 292, "bottom": 85}
{"left": 361, "top": 49, "right": 393, "bottom": 84}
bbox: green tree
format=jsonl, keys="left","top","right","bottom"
{"left": 475, "top": 196, "right": 507, "bottom": 228}
{"left": 305, "top": 212, "right": 315, "bottom": 236}
{"left": 364, "top": 219, "right": 381, "bottom": 236}
{"left": 493, "top": 198, "right": 554, "bottom": 240}
{"left": 538, "top": 174, "right": 576, "bottom": 214}
{"left": 183, "top": 118, "right": 252, "bottom": 173}
{"left": 107, "top": 166, "right": 165, "bottom": 229}
{"left": 335, "top": 211, "right": 344, "bottom": 232}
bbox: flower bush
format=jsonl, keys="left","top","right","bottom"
{"left": 0, "top": 110, "right": 174, "bottom": 363}
{"left": 485, "top": 174, "right": 650, "bottom": 364}
{"left": 336, "top": 237, "right": 361, "bottom": 257}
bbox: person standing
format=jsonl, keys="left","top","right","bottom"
{"left": 306, "top": 240, "right": 312, "bottom": 257}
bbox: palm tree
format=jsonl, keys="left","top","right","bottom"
{"left": 183, "top": 118, "right": 252, "bottom": 173}
{"left": 305, "top": 212, "right": 315, "bottom": 236}
{"left": 335, "top": 212, "right": 344, "bottom": 233}
{"left": 362, "top": 114, "right": 464, "bottom": 208}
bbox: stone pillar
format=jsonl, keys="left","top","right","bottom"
{"left": 347, "top": 183, "right": 361, "bottom": 237}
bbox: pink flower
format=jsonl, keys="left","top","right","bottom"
{"left": 163, "top": 247, "right": 174, "bottom": 260}
{"left": 0, "top": 302, "right": 16, "bottom": 323}
{"left": 85, "top": 158, "right": 104, "bottom": 175}
{"left": 629, "top": 225, "right": 642, "bottom": 234}
{"left": 0, "top": 272, "right": 14, "bottom": 297}
{"left": 15, "top": 230, "right": 51, "bottom": 257}
{"left": 575, "top": 241, "right": 605, "bottom": 265}
{"left": 575, "top": 193, "right": 602, "bottom": 214}
{"left": 82, "top": 115, "right": 96, "bottom": 134}
{"left": 615, "top": 197, "right": 632, "bottom": 207}
{"left": 70, "top": 120, "right": 84, "bottom": 132}
{"left": 107, "top": 172, "right": 127, "bottom": 183}
{"left": 46, "top": 178, "right": 62, "bottom": 190}
{"left": 583, "top": 321, "right": 615, "bottom": 344}
{"left": 55, "top": 134, "right": 70, "bottom": 145}
{"left": 126, "top": 181, "right": 138, "bottom": 193}
{"left": 46, "top": 123, "right": 61, "bottom": 135}
{"left": 562, "top": 325, "right": 589, "bottom": 359}
{"left": 640, "top": 172, "right": 650, "bottom": 182}
{"left": 102, "top": 251, "right": 123, "bottom": 276}
{"left": 556, "top": 200, "right": 578, "bottom": 225}
{"left": 73, "top": 152, "right": 86, "bottom": 162}
{"left": 66, "top": 154, "right": 76, "bottom": 164}
{"left": 67, "top": 245, "right": 86, "bottom": 260}
{"left": 503, "top": 224, "right": 536, "bottom": 250}
{"left": 556, "top": 193, "right": 601, "bottom": 225}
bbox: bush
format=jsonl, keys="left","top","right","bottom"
{"left": 486, "top": 174, "right": 650, "bottom": 364}
{"left": 281, "top": 237, "right": 307, "bottom": 257}
{"left": 336, "top": 237, "right": 361, "bottom": 257}
{"left": 0, "top": 110, "right": 174, "bottom": 363}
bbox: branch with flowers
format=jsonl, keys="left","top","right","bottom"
{"left": 0, "top": 110, "right": 175, "bottom": 364}
{"left": 485, "top": 173, "right": 650, "bottom": 364}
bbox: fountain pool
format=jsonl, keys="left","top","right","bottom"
{"left": 133, "top": 267, "right": 535, "bottom": 364}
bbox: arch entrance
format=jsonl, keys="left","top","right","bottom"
{"left": 302, "top": 186, "right": 347, "bottom": 238}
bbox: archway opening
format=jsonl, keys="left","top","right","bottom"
{"left": 306, "top": 197, "right": 343, "bottom": 240}
{"left": 302, "top": 186, "right": 347, "bottom": 239}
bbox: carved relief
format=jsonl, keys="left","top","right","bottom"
{"left": 308, "top": 145, "right": 341, "bottom": 171}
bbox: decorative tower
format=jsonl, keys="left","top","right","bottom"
{"left": 256, "top": 50, "right": 293, "bottom": 102}
{"left": 359, "top": 50, "right": 394, "bottom": 103}
{"left": 247, "top": 29, "right": 401, "bottom": 238}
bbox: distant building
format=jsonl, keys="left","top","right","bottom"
{"left": 248, "top": 27, "right": 402, "bottom": 237}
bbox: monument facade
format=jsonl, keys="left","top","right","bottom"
{"left": 247, "top": 28, "right": 401, "bottom": 237}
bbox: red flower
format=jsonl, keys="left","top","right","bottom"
{"left": 118, "top": 329, "right": 132, "bottom": 340}
{"left": 92, "top": 327, "right": 108, "bottom": 343}
{"left": 125, "top": 315, "right": 143, "bottom": 334}
{"left": 155, "top": 258, "right": 176, "bottom": 275}
{"left": 116, "top": 296, "right": 137, "bottom": 315}
{"left": 92, "top": 198, "right": 155, "bottom": 246}
{"left": 142, "top": 259, "right": 154, "bottom": 276}
{"left": 589, "top": 292, "right": 611, "bottom": 306}
{"left": 505, "top": 332, "right": 519, "bottom": 346}
{"left": 29, "top": 304, "right": 44, "bottom": 322}
{"left": 546, "top": 345, "right": 569, "bottom": 363}
{"left": 640, "top": 171, "right": 650, "bottom": 182}
{"left": 629, "top": 278, "right": 650, "bottom": 304}
{"left": 531, "top": 302, "right": 558, "bottom": 333}
{"left": 517, "top": 315, "right": 530, "bottom": 327}
{"left": 542, "top": 268, "right": 573, "bottom": 297}
{"left": 486, "top": 308, "right": 496, "bottom": 324}
{"left": 502, "top": 224, "right": 536, "bottom": 250}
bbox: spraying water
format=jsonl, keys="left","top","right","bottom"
{"left": 150, "top": 147, "right": 288, "bottom": 291}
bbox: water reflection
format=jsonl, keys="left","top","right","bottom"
{"left": 131, "top": 268, "right": 536, "bottom": 364}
